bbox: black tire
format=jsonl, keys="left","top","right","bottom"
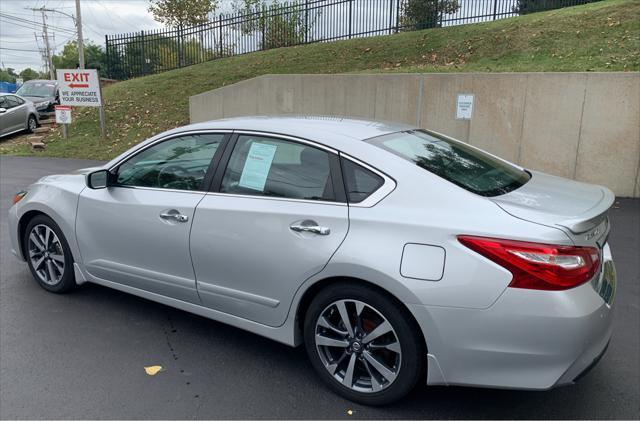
{"left": 23, "top": 214, "right": 76, "bottom": 293}
{"left": 27, "top": 114, "right": 37, "bottom": 133}
{"left": 304, "top": 283, "right": 425, "bottom": 405}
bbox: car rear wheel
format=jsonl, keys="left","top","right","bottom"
{"left": 27, "top": 115, "right": 37, "bottom": 133}
{"left": 24, "top": 215, "right": 76, "bottom": 293}
{"left": 304, "top": 283, "right": 425, "bottom": 405}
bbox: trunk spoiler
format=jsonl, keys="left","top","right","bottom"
{"left": 556, "top": 187, "right": 615, "bottom": 234}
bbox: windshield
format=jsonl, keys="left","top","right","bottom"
{"left": 366, "top": 130, "right": 530, "bottom": 197}
{"left": 16, "top": 82, "right": 56, "bottom": 98}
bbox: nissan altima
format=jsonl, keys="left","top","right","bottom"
{"left": 8, "top": 116, "right": 616, "bottom": 405}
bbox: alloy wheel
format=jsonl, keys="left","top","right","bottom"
{"left": 314, "top": 299, "right": 401, "bottom": 393}
{"left": 28, "top": 224, "right": 65, "bottom": 285}
{"left": 28, "top": 117, "right": 37, "bottom": 131}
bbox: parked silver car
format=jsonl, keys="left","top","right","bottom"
{"left": 15, "top": 79, "right": 59, "bottom": 118}
{"left": 0, "top": 94, "right": 39, "bottom": 137}
{"left": 8, "top": 117, "right": 616, "bottom": 405}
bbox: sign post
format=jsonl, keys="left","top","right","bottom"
{"left": 55, "top": 105, "right": 72, "bottom": 139}
{"left": 56, "top": 68, "right": 105, "bottom": 139}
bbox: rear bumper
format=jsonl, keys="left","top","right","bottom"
{"left": 413, "top": 246, "right": 615, "bottom": 390}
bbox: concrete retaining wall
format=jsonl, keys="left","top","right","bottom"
{"left": 190, "top": 73, "right": 640, "bottom": 197}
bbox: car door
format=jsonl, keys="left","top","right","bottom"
{"left": 76, "top": 132, "right": 229, "bottom": 303}
{"left": 0, "top": 96, "right": 24, "bottom": 134}
{"left": 190, "top": 133, "right": 349, "bottom": 327}
{"left": 0, "top": 96, "right": 9, "bottom": 136}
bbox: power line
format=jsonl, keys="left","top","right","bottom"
{"left": 0, "top": 47, "right": 42, "bottom": 52}
{"left": 0, "top": 12, "right": 77, "bottom": 35}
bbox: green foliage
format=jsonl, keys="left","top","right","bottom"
{"left": 148, "top": 0, "right": 219, "bottom": 28}
{"left": 106, "top": 34, "right": 227, "bottom": 79}
{"left": 51, "top": 41, "right": 106, "bottom": 70}
{"left": 233, "top": 0, "right": 318, "bottom": 49}
{"left": 401, "top": 0, "right": 460, "bottom": 30}
{"left": 18, "top": 68, "right": 43, "bottom": 81}
{"left": 514, "top": 0, "right": 602, "bottom": 14}
{"left": 0, "top": 68, "right": 18, "bottom": 83}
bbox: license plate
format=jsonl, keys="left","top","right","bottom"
{"left": 596, "top": 260, "right": 617, "bottom": 305}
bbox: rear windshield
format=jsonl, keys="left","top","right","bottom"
{"left": 365, "top": 130, "right": 530, "bottom": 197}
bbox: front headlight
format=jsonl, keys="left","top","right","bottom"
{"left": 13, "top": 190, "right": 28, "bottom": 204}
{"left": 34, "top": 101, "right": 49, "bottom": 109}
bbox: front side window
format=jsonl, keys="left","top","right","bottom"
{"left": 220, "top": 135, "right": 335, "bottom": 201}
{"left": 3, "top": 96, "right": 21, "bottom": 108}
{"left": 116, "top": 133, "right": 224, "bottom": 191}
{"left": 366, "top": 130, "right": 530, "bottom": 197}
{"left": 7, "top": 96, "right": 24, "bottom": 107}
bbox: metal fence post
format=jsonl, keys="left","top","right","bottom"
{"left": 304, "top": 0, "right": 309, "bottom": 43}
{"left": 493, "top": 0, "right": 499, "bottom": 20}
{"left": 388, "top": 0, "right": 394, "bottom": 34}
{"left": 396, "top": 0, "right": 401, "bottom": 33}
{"left": 140, "top": 30, "right": 146, "bottom": 75}
{"left": 104, "top": 35, "right": 110, "bottom": 79}
{"left": 219, "top": 15, "right": 223, "bottom": 57}
{"left": 348, "top": 0, "right": 353, "bottom": 39}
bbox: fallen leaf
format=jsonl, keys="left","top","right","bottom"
{"left": 144, "top": 365, "right": 163, "bottom": 376}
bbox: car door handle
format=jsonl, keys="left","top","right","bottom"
{"left": 159, "top": 209, "right": 189, "bottom": 223}
{"left": 290, "top": 222, "right": 330, "bottom": 235}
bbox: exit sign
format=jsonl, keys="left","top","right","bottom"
{"left": 56, "top": 69, "right": 102, "bottom": 107}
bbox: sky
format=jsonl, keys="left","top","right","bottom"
{"left": 0, "top": 0, "right": 235, "bottom": 73}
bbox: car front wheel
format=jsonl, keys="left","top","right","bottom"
{"left": 24, "top": 215, "right": 76, "bottom": 293}
{"left": 27, "top": 115, "right": 37, "bottom": 133}
{"left": 304, "top": 283, "right": 425, "bottom": 405}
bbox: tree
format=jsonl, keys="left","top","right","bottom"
{"left": 233, "top": 0, "right": 318, "bottom": 50}
{"left": 19, "top": 68, "right": 42, "bottom": 81}
{"left": 401, "top": 0, "right": 460, "bottom": 30}
{"left": 148, "top": 0, "right": 219, "bottom": 27}
{"left": 148, "top": 0, "right": 219, "bottom": 67}
{"left": 52, "top": 41, "right": 106, "bottom": 70}
{"left": 0, "top": 68, "right": 18, "bottom": 83}
{"left": 513, "top": 0, "right": 601, "bottom": 15}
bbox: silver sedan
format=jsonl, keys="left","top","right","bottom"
{"left": 8, "top": 116, "right": 616, "bottom": 405}
{"left": 0, "top": 94, "right": 39, "bottom": 137}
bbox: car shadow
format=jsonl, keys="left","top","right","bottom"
{"left": 66, "top": 282, "right": 614, "bottom": 420}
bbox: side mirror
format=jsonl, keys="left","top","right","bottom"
{"left": 87, "top": 169, "right": 110, "bottom": 189}
{"left": 0, "top": 108, "right": 6, "bottom": 113}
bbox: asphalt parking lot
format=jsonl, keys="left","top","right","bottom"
{"left": 1, "top": 156, "right": 638, "bottom": 420}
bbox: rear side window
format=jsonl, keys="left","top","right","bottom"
{"left": 341, "top": 158, "right": 383, "bottom": 203}
{"left": 220, "top": 135, "right": 336, "bottom": 201}
{"left": 366, "top": 130, "right": 530, "bottom": 197}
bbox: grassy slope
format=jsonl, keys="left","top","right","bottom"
{"left": 2, "top": 0, "right": 638, "bottom": 159}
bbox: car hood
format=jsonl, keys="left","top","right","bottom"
{"left": 492, "top": 170, "right": 614, "bottom": 234}
{"left": 35, "top": 166, "right": 103, "bottom": 186}
{"left": 22, "top": 96, "right": 54, "bottom": 103}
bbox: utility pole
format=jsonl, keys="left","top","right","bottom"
{"left": 75, "top": 0, "right": 85, "bottom": 68}
{"left": 27, "top": 6, "right": 84, "bottom": 74}
{"left": 40, "top": 11, "right": 55, "bottom": 79}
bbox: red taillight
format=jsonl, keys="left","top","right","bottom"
{"left": 458, "top": 236, "right": 600, "bottom": 291}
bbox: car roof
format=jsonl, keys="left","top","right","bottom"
{"left": 22, "top": 79, "right": 57, "bottom": 84}
{"left": 183, "top": 116, "right": 415, "bottom": 144}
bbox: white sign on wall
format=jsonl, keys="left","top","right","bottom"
{"left": 456, "top": 94, "right": 474, "bottom": 120}
{"left": 16, "top": 78, "right": 23, "bottom": 86}
{"left": 56, "top": 69, "right": 102, "bottom": 107}
{"left": 55, "top": 105, "right": 72, "bottom": 124}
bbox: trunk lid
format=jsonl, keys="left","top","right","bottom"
{"left": 492, "top": 171, "right": 614, "bottom": 245}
